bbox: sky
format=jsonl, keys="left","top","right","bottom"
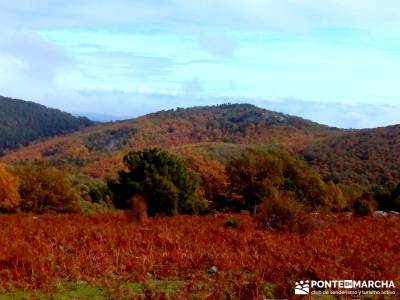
{"left": 0, "top": 1, "right": 400, "bottom": 128}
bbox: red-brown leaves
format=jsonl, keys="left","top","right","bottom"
{"left": 0, "top": 213, "right": 399, "bottom": 297}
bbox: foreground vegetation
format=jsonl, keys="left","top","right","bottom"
{"left": 0, "top": 213, "right": 399, "bottom": 299}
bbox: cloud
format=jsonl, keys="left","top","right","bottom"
{"left": 0, "top": 29, "right": 73, "bottom": 100}
{"left": 80, "top": 50, "right": 178, "bottom": 79}
{"left": 45, "top": 89, "right": 400, "bottom": 129}
{"left": 1, "top": 1, "right": 400, "bottom": 31}
{"left": 197, "top": 34, "right": 240, "bottom": 58}
{"left": 182, "top": 78, "right": 203, "bottom": 96}
{"left": 250, "top": 98, "right": 400, "bottom": 129}
{"left": 49, "top": 89, "right": 195, "bottom": 119}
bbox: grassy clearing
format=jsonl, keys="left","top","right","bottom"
{"left": 0, "top": 279, "right": 188, "bottom": 300}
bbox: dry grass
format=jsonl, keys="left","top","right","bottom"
{"left": 0, "top": 213, "right": 399, "bottom": 298}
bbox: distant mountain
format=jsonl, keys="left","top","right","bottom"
{"left": 3, "top": 103, "right": 340, "bottom": 178}
{"left": 302, "top": 125, "right": 400, "bottom": 185}
{"left": 0, "top": 96, "right": 94, "bottom": 153}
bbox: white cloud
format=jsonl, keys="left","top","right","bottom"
{"left": 251, "top": 98, "right": 400, "bottom": 129}
{"left": 0, "top": 29, "right": 73, "bottom": 100}
{"left": 197, "top": 34, "right": 240, "bottom": 58}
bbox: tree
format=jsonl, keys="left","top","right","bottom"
{"left": 325, "top": 181, "right": 347, "bottom": 211}
{"left": 0, "top": 162, "right": 21, "bottom": 212}
{"left": 12, "top": 162, "right": 80, "bottom": 213}
{"left": 227, "top": 148, "right": 335, "bottom": 213}
{"left": 372, "top": 183, "right": 400, "bottom": 212}
{"left": 183, "top": 154, "right": 229, "bottom": 206}
{"left": 109, "top": 149, "right": 206, "bottom": 216}
{"left": 283, "top": 157, "right": 328, "bottom": 208}
{"left": 227, "top": 149, "right": 284, "bottom": 214}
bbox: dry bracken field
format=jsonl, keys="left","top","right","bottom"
{"left": 0, "top": 213, "right": 399, "bottom": 299}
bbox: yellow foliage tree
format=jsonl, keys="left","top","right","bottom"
{"left": 12, "top": 162, "right": 80, "bottom": 213}
{"left": 0, "top": 162, "right": 21, "bottom": 212}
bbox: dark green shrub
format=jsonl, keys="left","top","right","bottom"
{"left": 109, "top": 148, "right": 207, "bottom": 216}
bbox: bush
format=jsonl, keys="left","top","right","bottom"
{"left": 255, "top": 189, "right": 316, "bottom": 233}
{"left": 352, "top": 192, "right": 377, "bottom": 216}
{"left": 11, "top": 162, "right": 80, "bottom": 213}
{"left": 69, "top": 174, "right": 111, "bottom": 203}
{"left": 372, "top": 184, "right": 400, "bottom": 212}
{"left": 109, "top": 148, "right": 207, "bottom": 216}
{"left": 224, "top": 218, "right": 240, "bottom": 228}
{"left": 0, "top": 162, "right": 21, "bottom": 212}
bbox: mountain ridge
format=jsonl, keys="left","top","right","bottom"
{"left": 0, "top": 96, "right": 94, "bottom": 154}
{"left": 2, "top": 103, "right": 341, "bottom": 178}
{"left": 3, "top": 101, "right": 400, "bottom": 186}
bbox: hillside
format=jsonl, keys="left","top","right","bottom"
{"left": 0, "top": 96, "right": 94, "bottom": 153}
{"left": 302, "top": 125, "right": 400, "bottom": 185}
{"left": 6, "top": 102, "right": 400, "bottom": 187}
{"left": 2, "top": 104, "right": 340, "bottom": 178}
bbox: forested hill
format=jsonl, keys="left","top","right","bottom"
{"left": 0, "top": 96, "right": 94, "bottom": 153}
{"left": 147, "top": 104, "right": 333, "bottom": 132}
{"left": 3, "top": 103, "right": 340, "bottom": 178}
{"left": 302, "top": 125, "right": 400, "bottom": 185}
{"left": 4, "top": 101, "right": 400, "bottom": 187}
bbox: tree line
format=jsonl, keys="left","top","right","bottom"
{"left": 2, "top": 147, "right": 398, "bottom": 220}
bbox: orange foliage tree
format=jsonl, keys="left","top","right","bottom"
{"left": 0, "top": 162, "right": 21, "bottom": 212}
{"left": 184, "top": 154, "right": 229, "bottom": 205}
